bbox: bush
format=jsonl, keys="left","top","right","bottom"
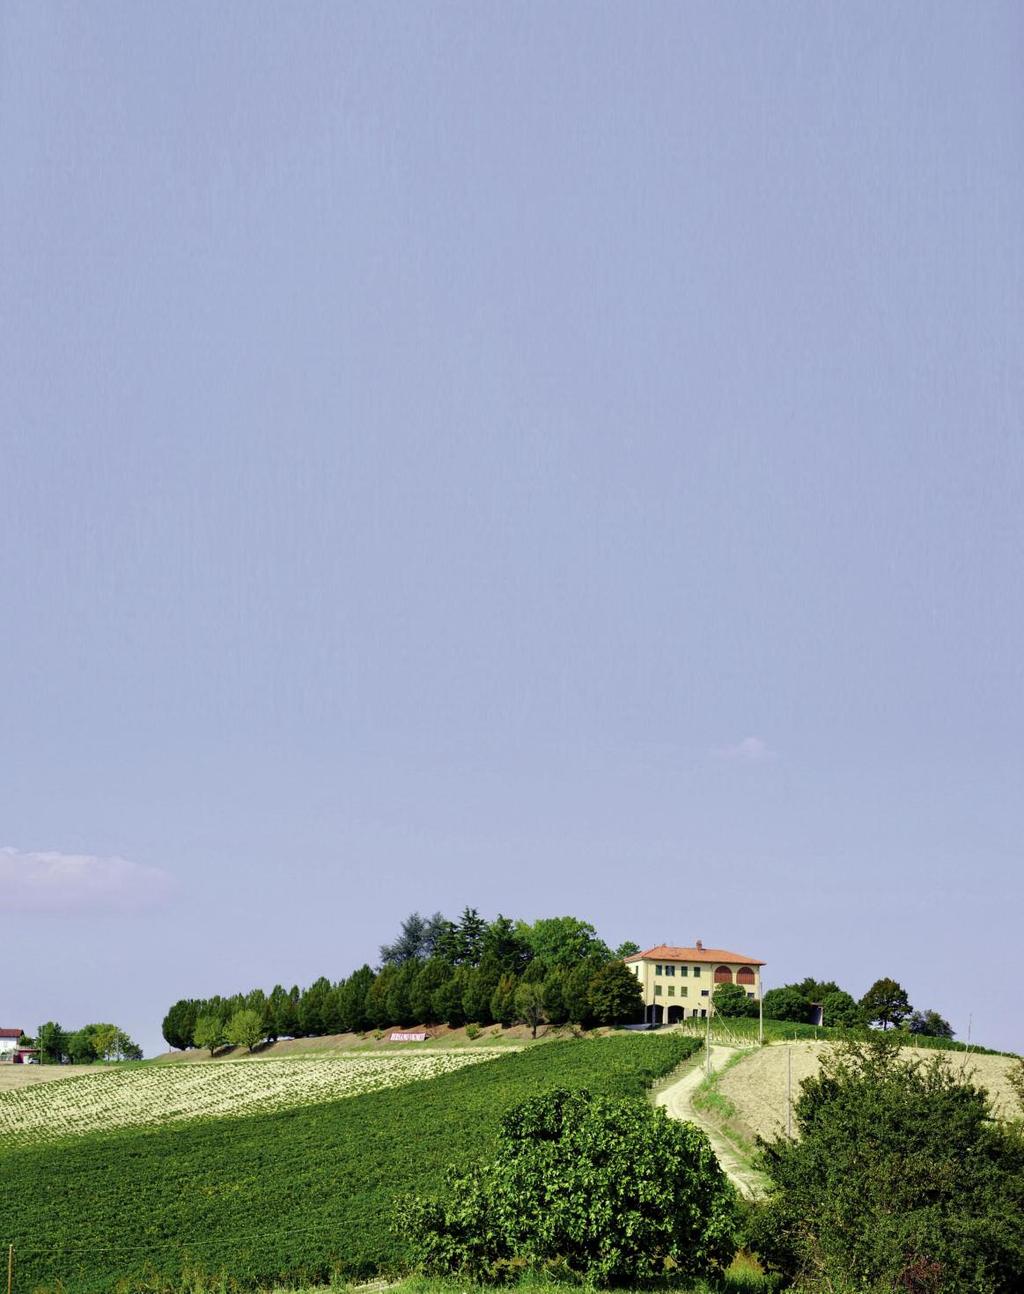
{"left": 406, "top": 1087, "right": 737, "bottom": 1285}
{"left": 752, "top": 1035, "right": 1024, "bottom": 1292}
{"left": 761, "top": 987, "right": 813, "bottom": 1024}
{"left": 712, "top": 982, "right": 753, "bottom": 1018}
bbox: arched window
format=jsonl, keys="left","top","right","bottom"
{"left": 736, "top": 966, "right": 755, "bottom": 985}
{"left": 713, "top": 965, "right": 733, "bottom": 984}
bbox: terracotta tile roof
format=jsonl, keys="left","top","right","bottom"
{"left": 623, "top": 945, "right": 765, "bottom": 966}
{"left": 0, "top": 1029, "right": 24, "bottom": 1039}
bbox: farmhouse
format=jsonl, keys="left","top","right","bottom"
{"left": 0, "top": 1028, "right": 24, "bottom": 1061}
{"left": 624, "top": 942, "right": 765, "bottom": 1024}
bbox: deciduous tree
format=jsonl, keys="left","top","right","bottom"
{"left": 859, "top": 977, "right": 912, "bottom": 1030}
{"left": 711, "top": 983, "right": 751, "bottom": 1018}
{"left": 226, "top": 1008, "right": 265, "bottom": 1052}
{"left": 587, "top": 960, "right": 644, "bottom": 1025}
{"left": 513, "top": 981, "right": 546, "bottom": 1037}
{"left": 194, "top": 1014, "right": 226, "bottom": 1056}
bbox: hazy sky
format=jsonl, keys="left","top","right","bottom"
{"left": 2, "top": 4, "right": 1022, "bottom": 1057}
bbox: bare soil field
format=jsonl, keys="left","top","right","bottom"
{"left": 0, "top": 1065, "right": 82, "bottom": 1091}
{"left": 717, "top": 1042, "right": 1022, "bottom": 1142}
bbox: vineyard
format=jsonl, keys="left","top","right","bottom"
{"left": 0, "top": 1051, "right": 504, "bottom": 1146}
{"left": 0, "top": 1033, "right": 700, "bottom": 1294}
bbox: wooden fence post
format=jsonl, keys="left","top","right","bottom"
{"left": 7, "top": 1242, "right": 13, "bottom": 1294}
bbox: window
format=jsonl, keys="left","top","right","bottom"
{"left": 681, "top": 987, "right": 688, "bottom": 998}
{"left": 701, "top": 989, "right": 709, "bottom": 997}
{"left": 654, "top": 985, "right": 662, "bottom": 996}
{"left": 667, "top": 986, "right": 675, "bottom": 997}
{"left": 747, "top": 992, "right": 755, "bottom": 999}
{"left": 693, "top": 966, "right": 701, "bottom": 977}
{"left": 655, "top": 964, "right": 663, "bottom": 976}
{"left": 665, "top": 964, "right": 675, "bottom": 976}
{"left": 737, "top": 966, "right": 756, "bottom": 986}
{"left": 680, "top": 966, "right": 688, "bottom": 977}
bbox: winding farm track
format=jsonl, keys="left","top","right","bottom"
{"left": 655, "top": 1044, "right": 766, "bottom": 1199}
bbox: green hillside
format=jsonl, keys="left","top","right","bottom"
{"left": 1, "top": 1033, "right": 700, "bottom": 1294}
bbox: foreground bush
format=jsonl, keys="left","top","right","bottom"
{"left": 407, "top": 1087, "right": 737, "bottom": 1285}
{"left": 752, "top": 1035, "right": 1024, "bottom": 1293}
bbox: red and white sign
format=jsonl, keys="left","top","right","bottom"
{"left": 388, "top": 1031, "right": 427, "bottom": 1042}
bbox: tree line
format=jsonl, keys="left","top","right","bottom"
{"left": 24, "top": 1022, "right": 143, "bottom": 1064}
{"left": 711, "top": 974, "right": 954, "bottom": 1036}
{"left": 162, "top": 910, "right": 646, "bottom": 1053}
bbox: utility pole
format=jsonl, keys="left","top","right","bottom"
{"left": 758, "top": 982, "right": 764, "bottom": 1047}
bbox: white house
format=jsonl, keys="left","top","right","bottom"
{"left": 0, "top": 1028, "right": 23, "bottom": 1061}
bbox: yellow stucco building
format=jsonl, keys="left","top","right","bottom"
{"left": 624, "top": 941, "right": 765, "bottom": 1024}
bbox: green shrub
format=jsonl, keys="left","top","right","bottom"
{"left": 752, "top": 1035, "right": 1024, "bottom": 1292}
{"left": 465, "top": 1023, "right": 481, "bottom": 1040}
{"left": 407, "top": 1087, "right": 737, "bottom": 1285}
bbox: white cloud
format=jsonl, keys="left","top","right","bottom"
{"left": 0, "top": 847, "right": 173, "bottom": 914}
{"left": 714, "top": 736, "right": 777, "bottom": 763}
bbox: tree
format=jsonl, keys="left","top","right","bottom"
{"left": 860, "top": 977, "right": 912, "bottom": 1030}
{"left": 226, "top": 1008, "right": 265, "bottom": 1052}
{"left": 788, "top": 977, "right": 841, "bottom": 1002}
{"left": 761, "top": 988, "right": 813, "bottom": 1024}
{"left": 462, "top": 966, "right": 498, "bottom": 1026}
{"left": 490, "top": 974, "right": 519, "bottom": 1028}
{"left": 712, "top": 983, "right": 751, "bottom": 1018}
{"left": 161, "top": 999, "right": 198, "bottom": 1050}
{"left": 337, "top": 966, "right": 374, "bottom": 1033}
{"left": 406, "top": 1088, "right": 737, "bottom": 1284}
{"left": 614, "top": 940, "right": 641, "bottom": 958}
{"left": 386, "top": 963, "right": 418, "bottom": 1027}
{"left": 432, "top": 968, "right": 469, "bottom": 1028}
{"left": 587, "top": 960, "right": 644, "bottom": 1025}
{"left": 480, "top": 915, "right": 533, "bottom": 976}
{"left": 194, "top": 1014, "right": 226, "bottom": 1056}
{"left": 907, "top": 1008, "right": 954, "bottom": 1039}
{"left": 752, "top": 1036, "right": 1024, "bottom": 1292}
{"left": 563, "top": 961, "right": 600, "bottom": 1027}
{"left": 410, "top": 958, "right": 449, "bottom": 1024}
{"left": 513, "top": 981, "right": 546, "bottom": 1038}
{"left": 516, "top": 916, "right": 611, "bottom": 969}
{"left": 67, "top": 1025, "right": 98, "bottom": 1063}
{"left": 37, "top": 1021, "right": 69, "bottom": 1064}
{"left": 263, "top": 985, "right": 287, "bottom": 1041}
{"left": 542, "top": 968, "right": 569, "bottom": 1025}
{"left": 89, "top": 1024, "right": 119, "bottom": 1060}
{"left": 380, "top": 910, "right": 450, "bottom": 965}
{"left": 298, "top": 976, "right": 332, "bottom": 1036}
{"left": 112, "top": 1029, "right": 143, "bottom": 1060}
{"left": 820, "top": 990, "right": 864, "bottom": 1029}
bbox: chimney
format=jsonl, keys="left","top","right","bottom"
{"left": 696, "top": 940, "right": 703, "bottom": 950}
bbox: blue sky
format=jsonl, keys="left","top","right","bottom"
{"left": 2, "top": 4, "right": 1022, "bottom": 1057}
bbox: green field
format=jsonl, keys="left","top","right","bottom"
{"left": 1, "top": 1033, "right": 701, "bottom": 1294}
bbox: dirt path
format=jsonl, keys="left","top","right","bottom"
{"left": 655, "top": 1045, "right": 766, "bottom": 1199}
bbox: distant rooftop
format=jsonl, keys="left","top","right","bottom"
{"left": 623, "top": 944, "right": 765, "bottom": 966}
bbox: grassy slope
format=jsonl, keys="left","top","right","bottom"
{"left": 1, "top": 1034, "right": 700, "bottom": 1294}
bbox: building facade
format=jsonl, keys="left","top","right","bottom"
{"left": 624, "top": 943, "right": 765, "bottom": 1024}
{"left": 0, "top": 1029, "right": 23, "bottom": 1061}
